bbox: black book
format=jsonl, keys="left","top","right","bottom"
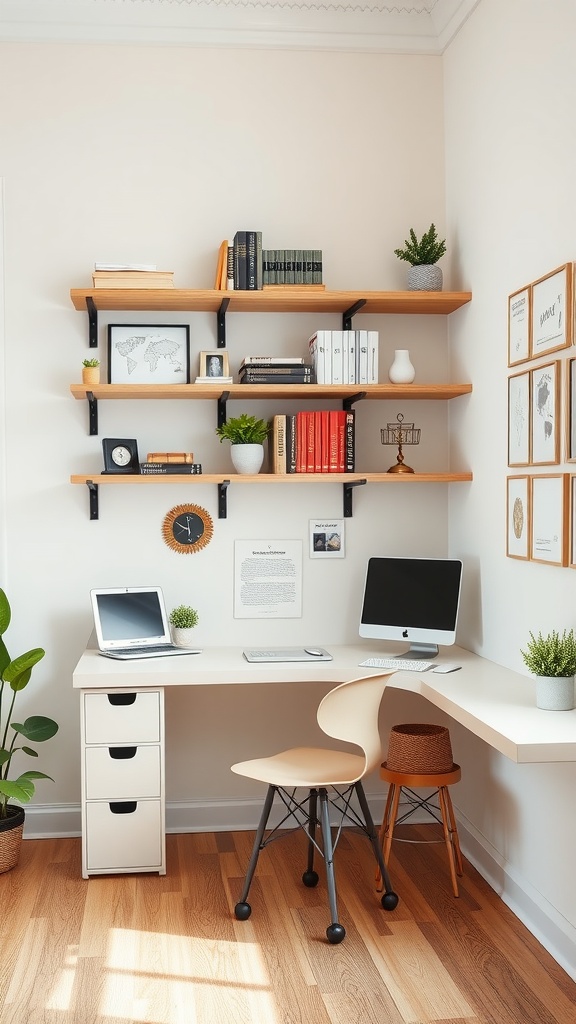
{"left": 140, "top": 463, "right": 203, "bottom": 474}
{"left": 234, "top": 231, "right": 247, "bottom": 290}
{"left": 286, "top": 413, "right": 297, "bottom": 473}
{"left": 246, "top": 230, "right": 257, "bottom": 290}
{"left": 239, "top": 373, "right": 314, "bottom": 384}
{"left": 345, "top": 409, "right": 355, "bottom": 472}
{"left": 240, "top": 363, "right": 313, "bottom": 374}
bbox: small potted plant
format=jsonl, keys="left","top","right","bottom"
{"left": 520, "top": 628, "right": 576, "bottom": 710}
{"left": 393, "top": 223, "right": 447, "bottom": 291}
{"left": 0, "top": 588, "right": 59, "bottom": 872}
{"left": 169, "top": 604, "right": 199, "bottom": 648}
{"left": 216, "top": 413, "right": 270, "bottom": 475}
{"left": 82, "top": 358, "right": 100, "bottom": 385}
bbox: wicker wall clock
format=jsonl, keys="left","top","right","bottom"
{"left": 162, "top": 504, "right": 214, "bottom": 554}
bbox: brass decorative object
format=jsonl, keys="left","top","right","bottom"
{"left": 381, "top": 413, "right": 421, "bottom": 474}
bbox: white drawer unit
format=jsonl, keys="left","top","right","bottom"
{"left": 80, "top": 688, "right": 165, "bottom": 877}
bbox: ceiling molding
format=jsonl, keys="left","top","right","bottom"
{"left": 0, "top": 0, "right": 478, "bottom": 52}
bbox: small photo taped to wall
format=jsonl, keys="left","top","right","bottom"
{"left": 309, "top": 519, "right": 345, "bottom": 558}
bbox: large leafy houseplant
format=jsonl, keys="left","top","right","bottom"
{"left": 215, "top": 414, "right": 270, "bottom": 445}
{"left": 0, "top": 588, "right": 58, "bottom": 820}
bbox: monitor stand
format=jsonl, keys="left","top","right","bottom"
{"left": 396, "top": 643, "right": 439, "bottom": 660}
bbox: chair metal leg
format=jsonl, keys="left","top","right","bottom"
{"left": 302, "top": 788, "right": 319, "bottom": 888}
{"left": 319, "top": 787, "right": 345, "bottom": 944}
{"left": 234, "top": 784, "right": 276, "bottom": 920}
{"left": 355, "top": 782, "right": 398, "bottom": 910}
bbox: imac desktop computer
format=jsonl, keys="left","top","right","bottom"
{"left": 359, "top": 556, "right": 463, "bottom": 660}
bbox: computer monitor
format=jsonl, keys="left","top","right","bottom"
{"left": 359, "top": 556, "right": 463, "bottom": 659}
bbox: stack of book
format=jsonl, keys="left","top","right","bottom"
{"left": 262, "top": 250, "right": 323, "bottom": 287}
{"left": 239, "top": 356, "right": 315, "bottom": 385}
{"left": 270, "top": 410, "right": 355, "bottom": 473}
{"left": 140, "top": 452, "right": 202, "bottom": 475}
{"left": 308, "top": 329, "right": 379, "bottom": 385}
{"left": 92, "top": 264, "right": 174, "bottom": 289}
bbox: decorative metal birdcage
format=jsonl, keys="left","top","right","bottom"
{"left": 381, "top": 413, "right": 421, "bottom": 473}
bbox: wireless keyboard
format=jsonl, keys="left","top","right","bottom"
{"left": 359, "top": 657, "right": 434, "bottom": 672}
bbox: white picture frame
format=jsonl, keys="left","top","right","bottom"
{"left": 530, "top": 473, "right": 568, "bottom": 566}
{"left": 530, "top": 263, "right": 572, "bottom": 358}
{"left": 309, "top": 519, "right": 345, "bottom": 558}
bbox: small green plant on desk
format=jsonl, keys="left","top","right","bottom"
{"left": 393, "top": 223, "right": 447, "bottom": 266}
{"left": 215, "top": 414, "right": 270, "bottom": 445}
{"left": 169, "top": 605, "right": 199, "bottom": 630}
{"left": 520, "top": 629, "right": 576, "bottom": 677}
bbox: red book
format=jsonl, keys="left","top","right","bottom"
{"left": 328, "top": 411, "right": 340, "bottom": 472}
{"left": 320, "top": 410, "right": 330, "bottom": 473}
{"left": 313, "top": 412, "right": 322, "bottom": 473}
{"left": 306, "top": 412, "right": 315, "bottom": 473}
{"left": 296, "top": 412, "right": 306, "bottom": 473}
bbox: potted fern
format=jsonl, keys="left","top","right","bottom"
{"left": 169, "top": 605, "right": 199, "bottom": 649}
{"left": 394, "top": 223, "right": 447, "bottom": 291}
{"left": 216, "top": 414, "right": 270, "bottom": 475}
{"left": 520, "top": 629, "right": 576, "bottom": 710}
{"left": 0, "top": 588, "right": 59, "bottom": 871}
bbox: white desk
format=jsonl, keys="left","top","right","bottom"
{"left": 72, "top": 643, "right": 576, "bottom": 877}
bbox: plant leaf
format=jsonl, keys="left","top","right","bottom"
{"left": 3, "top": 648, "right": 45, "bottom": 690}
{"left": 12, "top": 716, "right": 59, "bottom": 743}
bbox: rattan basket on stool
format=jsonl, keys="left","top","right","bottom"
{"left": 377, "top": 723, "right": 463, "bottom": 897}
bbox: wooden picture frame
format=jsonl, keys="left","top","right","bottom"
{"left": 530, "top": 263, "right": 572, "bottom": 358}
{"left": 107, "top": 324, "right": 190, "bottom": 384}
{"left": 530, "top": 360, "right": 560, "bottom": 466}
{"left": 569, "top": 475, "right": 576, "bottom": 569}
{"left": 530, "top": 473, "right": 568, "bottom": 566}
{"left": 508, "top": 286, "right": 530, "bottom": 366}
{"left": 508, "top": 370, "right": 530, "bottom": 466}
{"left": 198, "top": 350, "right": 230, "bottom": 379}
{"left": 506, "top": 475, "right": 530, "bottom": 560}
{"left": 566, "top": 358, "right": 576, "bottom": 462}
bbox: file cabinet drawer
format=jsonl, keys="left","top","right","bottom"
{"left": 85, "top": 800, "right": 163, "bottom": 871}
{"left": 84, "top": 745, "right": 161, "bottom": 800}
{"left": 84, "top": 691, "right": 160, "bottom": 744}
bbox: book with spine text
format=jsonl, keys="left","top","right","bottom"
{"left": 239, "top": 373, "right": 314, "bottom": 384}
{"left": 233, "top": 231, "right": 247, "bottom": 290}
{"left": 140, "top": 463, "right": 202, "bottom": 475}
{"left": 240, "top": 356, "right": 305, "bottom": 366}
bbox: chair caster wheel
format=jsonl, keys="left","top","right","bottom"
{"left": 326, "top": 923, "right": 346, "bottom": 944}
{"left": 234, "top": 902, "right": 252, "bottom": 921}
{"left": 381, "top": 891, "right": 399, "bottom": 911}
{"left": 302, "top": 869, "right": 319, "bottom": 887}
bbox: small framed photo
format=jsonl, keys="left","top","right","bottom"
{"left": 108, "top": 324, "right": 190, "bottom": 385}
{"left": 530, "top": 360, "right": 560, "bottom": 466}
{"left": 530, "top": 263, "right": 573, "bottom": 358}
{"left": 506, "top": 475, "right": 530, "bottom": 560}
{"left": 569, "top": 475, "right": 576, "bottom": 569}
{"left": 508, "top": 286, "right": 530, "bottom": 366}
{"left": 198, "top": 350, "right": 229, "bottom": 379}
{"left": 530, "top": 473, "right": 568, "bottom": 567}
{"left": 309, "top": 519, "right": 345, "bottom": 558}
{"left": 508, "top": 370, "right": 530, "bottom": 466}
{"left": 566, "top": 358, "right": 576, "bottom": 462}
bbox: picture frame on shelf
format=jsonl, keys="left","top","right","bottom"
{"left": 198, "top": 350, "right": 230, "bottom": 379}
{"left": 108, "top": 324, "right": 190, "bottom": 385}
{"left": 566, "top": 358, "right": 576, "bottom": 462}
{"left": 506, "top": 475, "right": 530, "bottom": 560}
{"left": 508, "top": 285, "right": 530, "bottom": 366}
{"left": 530, "top": 360, "right": 560, "bottom": 466}
{"left": 508, "top": 369, "right": 530, "bottom": 466}
{"left": 530, "top": 473, "right": 568, "bottom": 567}
{"left": 309, "top": 519, "right": 345, "bottom": 558}
{"left": 530, "top": 263, "right": 572, "bottom": 358}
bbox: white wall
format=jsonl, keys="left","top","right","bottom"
{"left": 445, "top": 0, "right": 576, "bottom": 978}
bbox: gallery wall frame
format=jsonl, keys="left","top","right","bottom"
{"left": 530, "top": 263, "right": 573, "bottom": 359}
{"left": 530, "top": 473, "right": 569, "bottom": 567}
{"left": 508, "top": 286, "right": 530, "bottom": 366}
{"left": 506, "top": 475, "right": 530, "bottom": 560}
{"left": 565, "top": 358, "right": 576, "bottom": 463}
{"left": 530, "top": 360, "right": 560, "bottom": 466}
{"left": 108, "top": 324, "right": 190, "bottom": 384}
{"left": 569, "top": 475, "right": 576, "bottom": 569}
{"left": 508, "top": 369, "right": 530, "bottom": 466}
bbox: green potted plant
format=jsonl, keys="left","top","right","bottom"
{"left": 0, "top": 588, "right": 59, "bottom": 871}
{"left": 394, "top": 223, "right": 447, "bottom": 291}
{"left": 169, "top": 605, "right": 199, "bottom": 649}
{"left": 520, "top": 628, "right": 576, "bottom": 710}
{"left": 216, "top": 413, "right": 270, "bottom": 475}
{"left": 82, "top": 358, "right": 100, "bottom": 385}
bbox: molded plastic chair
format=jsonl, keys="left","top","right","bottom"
{"left": 230, "top": 673, "right": 399, "bottom": 944}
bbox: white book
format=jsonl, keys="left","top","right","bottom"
{"left": 241, "top": 356, "right": 305, "bottom": 366}
{"left": 94, "top": 262, "right": 158, "bottom": 272}
{"left": 308, "top": 330, "right": 331, "bottom": 384}
{"left": 356, "top": 330, "right": 369, "bottom": 384}
{"left": 368, "top": 330, "right": 379, "bottom": 384}
{"left": 330, "top": 330, "right": 343, "bottom": 385}
{"left": 346, "top": 330, "right": 356, "bottom": 384}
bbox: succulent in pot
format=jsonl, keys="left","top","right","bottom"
{"left": 393, "top": 223, "right": 446, "bottom": 291}
{"left": 82, "top": 358, "right": 100, "bottom": 384}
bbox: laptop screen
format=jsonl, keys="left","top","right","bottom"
{"left": 91, "top": 587, "right": 171, "bottom": 650}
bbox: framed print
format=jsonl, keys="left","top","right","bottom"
{"left": 108, "top": 324, "right": 190, "bottom": 384}
{"left": 309, "top": 519, "right": 345, "bottom": 558}
{"left": 506, "top": 476, "right": 530, "bottom": 559}
{"left": 530, "top": 263, "right": 572, "bottom": 358}
{"left": 566, "top": 358, "right": 576, "bottom": 462}
{"left": 508, "top": 286, "right": 530, "bottom": 366}
{"left": 530, "top": 361, "right": 560, "bottom": 466}
{"left": 530, "top": 473, "right": 568, "bottom": 566}
{"left": 508, "top": 370, "right": 530, "bottom": 466}
{"left": 570, "top": 475, "right": 576, "bottom": 568}
{"left": 198, "top": 350, "right": 230, "bottom": 379}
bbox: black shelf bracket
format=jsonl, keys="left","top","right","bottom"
{"left": 87, "top": 391, "right": 98, "bottom": 435}
{"left": 343, "top": 478, "right": 366, "bottom": 518}
{"left": 343, "top": 390, "right": 367, "bottom": 411}
{"left": 217, "top": 391, "right": 230, "bottom": 429}
{"left": 218, "top": 479, "right": 230, "bottom": 518}
{"left": 87, "top": 480, "right": 99, "bottom": 520}
{"left": 86, "top": 296, "right": 98, "bottom": 348}
{"left": 342, "top": 298, "right": 366, "bottom": 331}
{"left": 217, "top": 298, "right": 230, "bottom": 348}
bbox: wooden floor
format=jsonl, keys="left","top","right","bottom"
{"left": 1, "top": 825, "right": 575, "bottom": 1023}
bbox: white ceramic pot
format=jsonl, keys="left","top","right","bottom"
{"left": 407, "top": 265, "right": 443, "bottom": 291}
{"left": 171, "top": 627, "right": 198, "bottom": 649}
{"left": 388, "top": 350, "right": 415, "bottom": 384}
{"left": 230, "top": 443, "right": 264, "bottom": 475}
{"left": 535, "top": 675, "right": 575, "bottom": 711}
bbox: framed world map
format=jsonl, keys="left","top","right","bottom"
{"left": 107, "top": 324, "right": 190, "bottom": 384}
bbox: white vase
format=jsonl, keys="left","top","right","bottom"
{"left": 535, "top": 675, "right": 575, "bottom": 711}
{"left": 388, "top": 350, "right": 415, "bottom": 384}
{"left": 407, "top": 265, "right": 443, "bottom": 291}
{"left": 172, "top": 627, "right": 198, "bottom": 649}
{"left": 230, "top": 443, "right": 264, "bottom": 475}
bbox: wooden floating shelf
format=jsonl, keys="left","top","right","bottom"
{"left": 71, "top": 473, "right": 473, "bottom": 485}
{"left": 71, "top": 383, "right": 472, "bottom": 402}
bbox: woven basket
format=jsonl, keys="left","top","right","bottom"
{"left": 0, "top": 806, "right": 25, "bottom": 873}
{"left": 386, "top": 723, "right": 454, "bottom": 774}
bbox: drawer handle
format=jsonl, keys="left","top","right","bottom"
{"left": 107, "top": 693, "right": 137, "bottom": 706}
{"left": 109, "top": 747, "right": 137, "bottom": 760}
{"left": 109, "top": 801, "right": 137, "bottom": 814}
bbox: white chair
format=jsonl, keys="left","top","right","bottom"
{"left": 230, "top": 673, "right": 399, "bottom": 944}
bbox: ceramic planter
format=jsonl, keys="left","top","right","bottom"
{"left": 230, "top": 444, "right": 264, "bottom": 475}
{"left": 535, "top": 675, "right": 575, "bottom": 711}
{"left": 407, "top": 265, "right": 443, "bottom": 291}
{"left": 171, "top": 627, "right": 198, "bottom": 649}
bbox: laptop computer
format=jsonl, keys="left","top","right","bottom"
{"left": 90, "top": 586, "right": 202, "bottom": 660}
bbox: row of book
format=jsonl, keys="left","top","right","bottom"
{"left": 215, "top": 235, "right": 323, "bottom": 290}
{"left": 239, "top": 357, "right": 314, "bottom": 384}
{"left": 270, "top": 410, "right": 355, "bottom": 474}
{"left": 308, "top": 330, "right": 379, "bottom": 385}
{"left": 92, "top": 264, "right": 174, "bottom": 289}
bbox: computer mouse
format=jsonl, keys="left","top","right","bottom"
{"left": 432, "top": 663, "right": 461, "bottom": 673}
{"left": 305, "top": 648, "right": 325, "bottom": 657}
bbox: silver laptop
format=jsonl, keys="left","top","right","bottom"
{"left": 91, "top": 586, "right": 201, "bottom": 660}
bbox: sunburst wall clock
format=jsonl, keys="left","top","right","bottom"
{"left": 162, "top": 504, "right": 214, "bottom": 554}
